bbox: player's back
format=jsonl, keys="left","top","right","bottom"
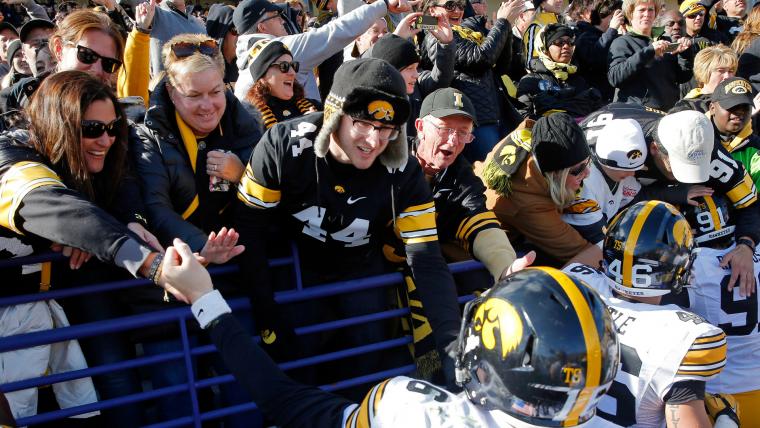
{"left": 564, "top": 263, "right": 727, "bottom": 428}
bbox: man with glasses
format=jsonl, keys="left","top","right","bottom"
{"left": 1, "top": 18, "right": 54, "bottom": 114}
{"left": 233, "top": 0, "right": 410, "bottom": 103}
{"left": 681, "top": 0, "right": 727, "bottom": 46}
{"left": 235, "top": 59, "right": 462, "bottom": 388}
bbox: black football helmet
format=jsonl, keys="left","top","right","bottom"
{"left": 682, "top": 195, "right": 735, "bottom": 249}
{"left": 454, "top": 267, "right": 619, "bottom": 427}
{"left": 603, "top": 200, "right": 695, "bottom": 297}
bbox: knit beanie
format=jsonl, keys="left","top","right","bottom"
{"left": 248, "top": 39, "right": 292, "bottom": 82}
{"left": 365, "top": 34, "right": 420, "bottom": 71}
{"left": 543, "top": 23, "right": 575, "bottom": 48}
{"left": 315, "top": 58, "right": 410, "bottom": 169}
{"left": 532, "top": 113, "right": 590, "bottom": 174}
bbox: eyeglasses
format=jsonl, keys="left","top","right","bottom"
{"left": 81, "top": 117, "right": 121, "bottom": 139}
{"left": 351, "top": 118, "right": 399, "bottom": 141}
{"left": 424, "top": 118, "right": 475, "bottom": 143}
{"left": 74, "top": 45, "right": 122, "bottom": 74}
{"left": 170, "top": 40, "right": 219, "bottom": 58}
{"left": 271, "top": 61, "right": 300, "bottom": 73}
{"left": 568, "top": 158, "right": 591, "bottom": 176}
{"left": 435, "top": 1, "right": 465, "bottom": 11}
{"left": 685, "top": 11, "right": 706, "bottom": 18}
{"left": 550, "top": 37, "right": 575, "bottom": 47}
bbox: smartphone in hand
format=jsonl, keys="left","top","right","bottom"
{"left": 412, "top": 15, "right": 438, "bottom": 30}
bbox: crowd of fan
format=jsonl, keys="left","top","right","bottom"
{"left": 1, "top": 0, "right": 760, "bottom": 425}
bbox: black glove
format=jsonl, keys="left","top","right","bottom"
{"left": 251, "top": 297, "right": 301, "bottom": 362}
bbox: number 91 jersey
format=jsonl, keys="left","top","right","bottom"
{"left": 563, "top": 263, "right": 728, "bottom": 428}
{"left": 687, "top": 245, "right": 760, "bottom": 394}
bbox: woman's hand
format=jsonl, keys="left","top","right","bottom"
{"left": 499, "top": 0, "right": 526, "bottom": 25}
{"left": 128, "top": 222, "right": 164, "bottom": 253}
{"left": 206, "top": 150, "right": 245, "bottom": 183}
{"left": 199, "top": 227, "right": 245, "bottom": 265}
{"left": 135, "top": 0, "right": 157, "bottom": 32}
{"left": 387, "top": 0, "right": 412, "bottom": 14}
{"left": 51, "top": 243, "right": 92, "bottom": 270}
{"left": 394, "top": 12, "right": 423, "bottom": 39}
{"left": 673, "top": 36, "right": 692, "bottom": 54}
{"left": 610, "top": 9, "right": 625, "bottom": 31}
{"left": 429, "top": 10, "right": 454, "bottom": 44}
{"left": 652, "top": 39, "right": 669, "bottom": 58}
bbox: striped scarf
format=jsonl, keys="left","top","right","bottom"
{"left": 255, "top": 98, "right": 316, "bottom": 129}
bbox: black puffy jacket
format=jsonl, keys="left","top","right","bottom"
{"left": 574, "top": 21, "right": 619, "bottom": 102}
{"left": 420, "top": 17, "right": 511, "bottom": 126}
{"left": 608, "top": 32, "right": 694, "bottom": 111}
{"left": 515, "top": 60, "right": 602, "bottom": 119}
{"left": 130, "top": 79, "right": 261, "bottom": 251}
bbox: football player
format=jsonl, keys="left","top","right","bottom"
{"left": 234, "top": 59, "right": 461, "bottom": 382}
{"left": 680, "top": 195, "right": 760, "bottom": 426}
{"left": 160, "top": 237, "right": 620, "bottom": 427}
{"left": 564, "top": 200, "right": 734, "bottom": 428}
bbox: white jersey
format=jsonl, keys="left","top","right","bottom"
{"left": 564, "top": 264, "right": 727, "bottom": 428}
{"left": 687, "top": 245, "right": 760, "bottom": 394}
{"left": 562, "top": 165, "right": 641, "bottom": 245}
{"left": 341, "top": 376, "right": 609, "bottom": 428}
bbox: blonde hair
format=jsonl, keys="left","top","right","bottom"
{"left": 50, "top": 9, "right": 125, "bottom": 64}
{"left": 162, "top": 33, "right": 225, "bottom": 87}
{"left": 545, "top": 168, "right": 578, "bottom": 208}
{"left": 693, "top": 45, "right": 738, "bottom": 85}
{"left": 732, "top": 7, "right": 760, "bottom": 54}
{"left": 622, "top": 0, "right": 661, "bottom": 21}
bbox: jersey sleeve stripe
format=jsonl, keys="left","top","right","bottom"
{"left": 346, "top": 379, "right": 390, "bottom": 428}
{"left": 726, "top": 172, "right": 757, "bottom": 209}
{"left": 397, "top": 203, "right": 439, "bottom": 245}
{"left": 692, "top": 332, "right": 727, "bottom": 345}
{"left": 455, "top": 212, "right": 500, "bottom": 242}
{"left": 236, "top": 175, "right": 281, "bottom": 209}
{"left": 398, "top": 202, "right": 436, "bottom": 218}
{"left": 0, "top": 161, "right": 65, "bottom": 234}
{"left": 539, "top": 267, "right": 602, "bottom": 426}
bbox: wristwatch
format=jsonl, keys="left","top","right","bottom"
{"left": 737, "top": 237, "right": 755, "bottom": 252}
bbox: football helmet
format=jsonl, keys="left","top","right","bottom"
{"left": 603, "top": 200, "right": 695, "bottom": 297}
{"left": 454, "top": 267, "right": 619, "bottom": 427}
{"left": 682, "top": 195, "right": 735, "bottom": 249}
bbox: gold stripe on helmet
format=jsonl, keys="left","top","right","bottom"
{"left": 537, "top": 267, "right": 601, "bottom": 426}
{"left": 704, "top": 195, "right": 722, "bottom": 232}
{"left": 623, "top": 201, "right": 658, "bottom": 286}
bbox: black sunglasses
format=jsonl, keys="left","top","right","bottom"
{"left": 436, "top": 1, "right": 465, "bottom": 10}
{"left": 569, "top": 158, "right": 590, "bottom": 176}
{"left": 81, "top": 117, "right": 121, "bottom": 139}
{"left": 551, "top": 37, "right": 575, "bottom": 47}
{"left": 170, "top": 40, "right": 219, "bottom": 58}
{"left": 75, "top": 45, "right": 122, "bottom": 74}
{"left": 271, "top": 61, "right": 300, "bottom": 73}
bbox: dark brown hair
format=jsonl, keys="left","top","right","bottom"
{"left": 27, "top": 70, "right": 127, "bottom": 204}
{"left": 246, "top": 77, "right": 306, "bottom": 106}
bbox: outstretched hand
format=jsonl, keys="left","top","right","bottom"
{"left": 500, "top": 251, "right": 536, "bottom": 280}
{"left": 199, "top": 227, "right": 245, "bottom": 265}
{"left": 161, "top": 238, "right": 214, "bottom": 304}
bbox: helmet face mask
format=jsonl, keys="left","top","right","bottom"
{"left": 453, "top": 267, "right": 619, "bottom": 427}
{"left": 603, "top": 201, "right": 695, "bottom": 298}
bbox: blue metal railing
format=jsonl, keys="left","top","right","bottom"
{"left": 0, "top": 248, "right": 484, "bottom": 427}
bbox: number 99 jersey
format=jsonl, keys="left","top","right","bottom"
{"left": 563, "top": 263, "right": 728, "bottom": 428}
{"left": 687, "top": 245, "right": 760, "bottom": 395}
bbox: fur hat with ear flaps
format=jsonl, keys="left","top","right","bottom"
{"left": 314, "top": 58, "right": 411, "bottom": 169}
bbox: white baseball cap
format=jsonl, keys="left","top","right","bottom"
{"left": 595, "top": 119, "right": 647, "bottom": 171}
{"left": 656, "top": 111, "right": 714, "bottom": 184}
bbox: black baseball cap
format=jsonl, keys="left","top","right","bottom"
{"left": 0, "top": 22, "right": 18, "bottom": 37}
{"left": 19, "top": 19, "right": 55, "bottom": 43}
{"left": 419, "top": 88, "right": 477, "bottom": 125}
{"left": 711, "top": 77, "right": 754, "bottom": 110}
{"left": 233, "top": 0, "right": 282, "bottom": 35}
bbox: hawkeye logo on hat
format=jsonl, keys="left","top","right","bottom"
{"left": 627, "top": 149, "right": 643, "bottom": 160}
{"left": 368, "top": 100, "right": 394, "bottom": 121}
{"left": 725, "top": 79, "right": 752, "bottom": 95}
{"left": 453, "top": 92, "right": 464, "bottom": 108}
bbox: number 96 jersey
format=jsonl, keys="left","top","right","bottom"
{"left": 687, "top": 245, "right": 760, "bottom": 395}
{"left": 563, "top": 263, "right": 728, "bottom": 428}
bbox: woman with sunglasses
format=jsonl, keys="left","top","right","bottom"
{"left": 478, "top": 113, "right": 602, "bottom": 266}
{"left": 515, "top": 24, "right": 602, "bottom": 119}
{"left": 608, "top": 0, "right": 694, "bottom": 111}
{"left": 0, "top": 70, "right": 176, "bottom": 424}
{"left": 419, "top": 0, "right": 525, "bottom": 163}
{"left": 245, "top": 39, "right": 319, "bottom": 130}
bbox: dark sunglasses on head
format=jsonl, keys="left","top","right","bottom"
{"left": 81, "top": 117, "right": 121, "bottom": 139}
{"left": 271, "top": 61, "right": 300, "bottom": 73}
{"left": 75, "top": 45, "right": 122, "bottom": 74}
{"left": 170, "top": 39, "right": 219, "bottom": 58}
{"left": 436, "top": 1, "right": 465, "bottom": 11}
{"left": 568, "top": 158, "right": 590, "bottom": 176}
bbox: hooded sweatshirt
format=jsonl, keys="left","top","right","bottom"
{"left": 206, "top": 4, "right": 239, "bottom": 84}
